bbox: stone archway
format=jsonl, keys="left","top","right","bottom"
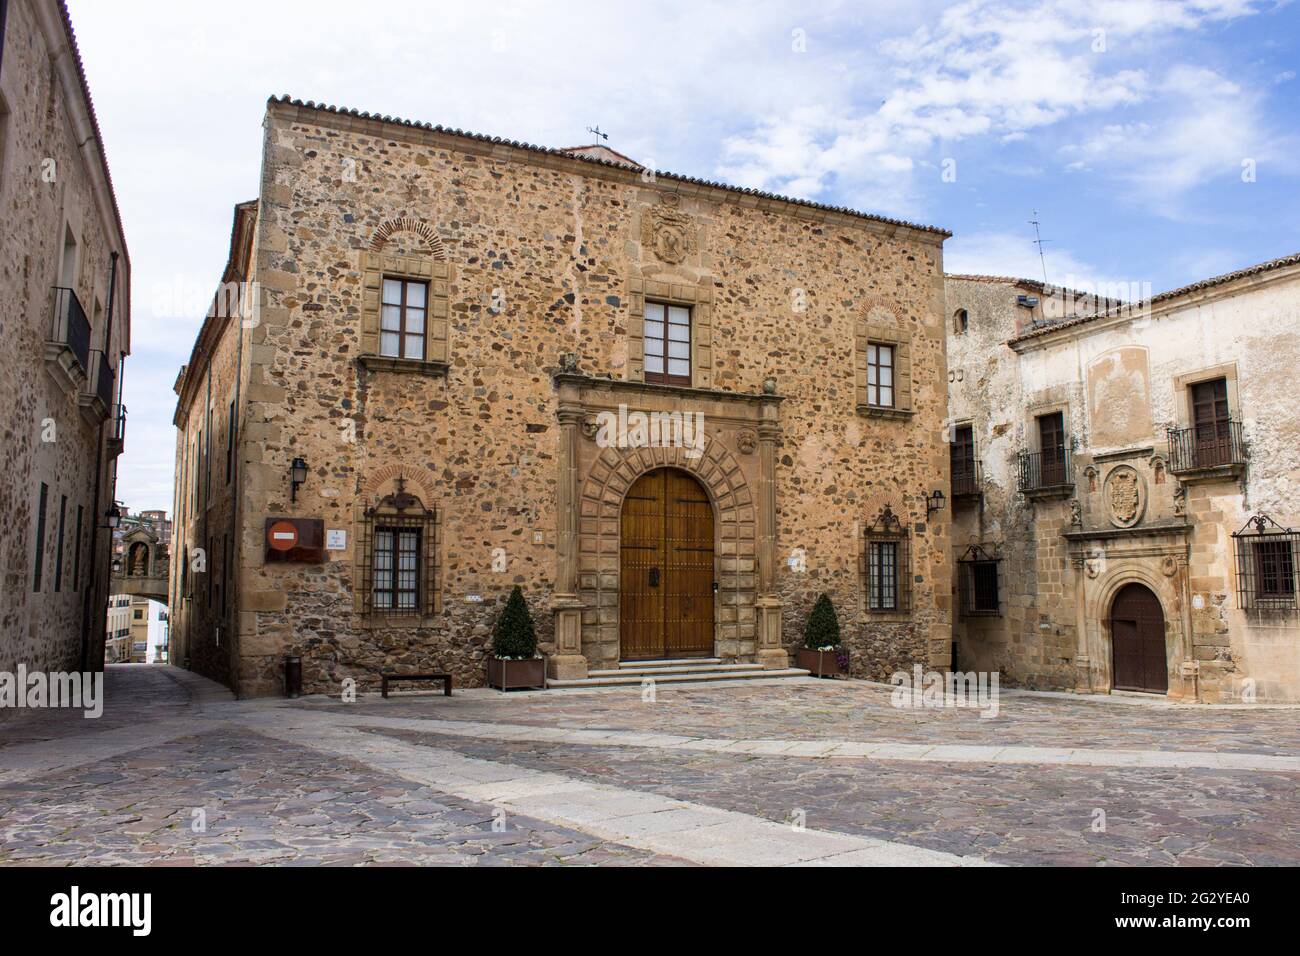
{"left": 619, "top": 467, "right": 716, "bottom": 661}
{"left": 578, "top": 440, "right": 755, "bottom": 668}
{"left": 1083, "top": 562, "right": 1183, "bottom": 695}
{"left": 1110, "top": 582, "right": 1168, "bottom": 694}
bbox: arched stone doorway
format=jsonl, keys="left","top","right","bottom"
{"left": 1110, "top": 582, "right": 1168, "bottom": 693}
{"left": 619, "top": 468, "right": 715, "bottom": 661}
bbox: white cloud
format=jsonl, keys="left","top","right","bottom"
{"left": 715, "top": 0, "right": 1273, "bottom": 215}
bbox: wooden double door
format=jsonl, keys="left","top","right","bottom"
{"left": 619, "top": 468, "right": 715, "bottom": 660}
{"left": 1110, "top": 583, "right": 1168, "bottom": 694}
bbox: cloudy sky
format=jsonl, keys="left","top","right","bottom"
{"left": 65, "top": 0, "right": 1299, "bottom": 509}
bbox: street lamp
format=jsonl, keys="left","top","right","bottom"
{"left": 924, "top": 489, "right": 946, "bottom": 518}
{"left": 290, "top": 457, "right": 308, "bottom": 502}
{"left": 102, "top": 505, "right": 121, "bottom": 530}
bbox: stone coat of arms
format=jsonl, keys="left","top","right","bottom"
{"left": 641, "top": 206, "right": 696, "bottom": 265}
{"left": 1104, "top": 465, "right": 1145, "bottom": 528}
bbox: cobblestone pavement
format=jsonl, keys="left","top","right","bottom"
{"left": 1, "top": 667, "right": 1297, "bottom": 866}
{"left": 0, "top": 668, "right": 676, "bottom": 866}
{"left": 313, "top": 678, "right": 1300, "bottom": 756}
{"left": 366, "top": 728, "right": 1299, "bottom": 866}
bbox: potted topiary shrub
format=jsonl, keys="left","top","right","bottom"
{"left": 486, "top": 585, "right": 546, "bottom": 691}
{"left": 795, "top": 593, "right": 849, "bottom": 678}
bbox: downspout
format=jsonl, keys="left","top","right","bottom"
{"left": 80, "top": 250, "right": 118, "bottom": 670}
{"left": 0, "top": 0, "right": 10, "bottom": 81}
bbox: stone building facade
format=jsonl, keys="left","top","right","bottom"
{"left": 0, "top": 0, "right": 131, "bottom": 676}
{"left": 946, "top": 254, "right": 1300, "bottom": 702}
{"left": 170, "top": 96, "right": 954, "bottom": 697}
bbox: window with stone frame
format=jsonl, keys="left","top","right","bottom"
{"left": 380, "top": 277, "right": 429, "bottom": 361}
{"left": 864, "top": 505, "right": 911, "bottom": 613}
{"left": 358, "top": 478, "right": 440, "bottom": 617}
{"left": 643, "top": 300, "right": 692, "bottom": 386}
{"left": 359, "top": 247, "right": 450, "bottom": 373}
{"left": 854, "top": 307, "right": 913, "bottom": 417}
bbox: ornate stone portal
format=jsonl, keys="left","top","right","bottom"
{"left": 550, "top": 372, "right": 786, "bottom": 676}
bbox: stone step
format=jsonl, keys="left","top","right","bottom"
{"left": 547, "top": 667, "right": 810, "bottom": 690}
{"left": 617, "top": 658, "right": 723, "bottom": 668}
{"left": 593, "top": 663, "right": 764, "bottom": 679}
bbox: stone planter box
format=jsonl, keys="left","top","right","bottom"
{"left": 796, "top": 647, "right": 849, "bottom": 679}
{"left": 487, "top": 656, "right": 546, "bottom": 691}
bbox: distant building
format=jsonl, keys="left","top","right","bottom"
{"left": 0, "top": 0, "right": 132, "bottom": 676}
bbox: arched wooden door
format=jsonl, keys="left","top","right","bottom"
{"left": 1110, "top": 583, "right": 1168, "bottom": 693}
{"left": 620, "top": 468, "right": 715, "bottom": 660}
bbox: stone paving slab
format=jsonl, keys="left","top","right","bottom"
{"left": 237, "top": 710, "right": 990, "bottom": 867}
{"left": 317, "top": 712, "right": 1300, "bottom": 774}
{"left": 374, "top": 728, "right": 1300, "bottom": 867}
{"left": 305, "top": 678, "right": 1300, "bottom": 756}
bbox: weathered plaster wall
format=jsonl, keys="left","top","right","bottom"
{"left": 948, "top": 267, "right": 1300, "bottom": 701}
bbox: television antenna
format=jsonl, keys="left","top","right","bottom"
{"left": 1029, "top": 210, "right": 1051, "bottom": 285}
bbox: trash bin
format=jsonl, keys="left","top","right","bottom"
{"left": 284, "top": 655, "right": 302, "bottom": 698}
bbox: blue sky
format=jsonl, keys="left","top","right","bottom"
{"left": 65, "top": 0, "right": 1299, "bottom": 508}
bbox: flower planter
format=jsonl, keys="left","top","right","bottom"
{"left": 796, "top": 647, "right": 849, "bottom": 679}
{"left": 486, "top": 656, "right": 546, "bottom": 691}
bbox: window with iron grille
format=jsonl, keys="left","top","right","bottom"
{"left": 359, "top": 478, "right": 439, "bottom": 617}
{"left": 1233, "top": 514, "right": 1299, "bottom": 613}
{"left": 865, "top": 505, "right": 911, "bottom": 613}
{"left": 957, "top": 545, "right": 1001, "bottom": 617}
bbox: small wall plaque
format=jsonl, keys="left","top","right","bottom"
{"left": 326, "top": 529, "right": 348, "bottom": 551}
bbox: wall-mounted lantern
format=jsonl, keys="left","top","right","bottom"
{"left": 290, "top": 457, "right": 308, "bottom": 502}
{"left": 924, "top": 489, "right": 946, "bottom": 518}
{"left": 102, "top": 505, "right": 121, "bottom": 530}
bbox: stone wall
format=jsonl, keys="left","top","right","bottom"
{"left": 172, "top": 98, "right": 953, "bottom": 697}
{"left": 0, "top": 0, "right": 129, "bottom": 677}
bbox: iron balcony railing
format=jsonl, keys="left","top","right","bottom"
{"left": 1018, "top": 447, "right": 1073, "bottom": 492}
{"left": 52, "top": 287, "right": 92, "bottom": 373}
{"left": 951, "top": 458, "right": 982, "bottom": 498}
{"left": 90, "top": 350, "right": 114, "bottom": 407}
{"left": 110, "top": 403, "right": 128, "bottom": 447}
{"left": 1168, "top": 421, "right": 1246, "bottom": 473}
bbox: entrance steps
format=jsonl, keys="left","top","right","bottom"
{"left": 546, "top": 658, "right": 810, "bottom": 689}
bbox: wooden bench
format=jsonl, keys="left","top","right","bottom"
{"left": 380, "top": 672, "right": 452, "bottom": 698}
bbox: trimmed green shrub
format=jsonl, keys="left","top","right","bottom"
{"left": 492, "top": 586, "right": 538, "bottom": 659}
{"left": 804, "top": 593, "right": 841, "bottom": 650}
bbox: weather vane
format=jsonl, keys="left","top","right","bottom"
{"left": 586, "top": 124, "right": 609, "bottom": 142}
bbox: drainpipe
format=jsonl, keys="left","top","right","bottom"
{"left": 80, "top": 251, "right": 118, "bottom": 670}
{"left": 0, "top": 1, "right": 9, "bottom": 82}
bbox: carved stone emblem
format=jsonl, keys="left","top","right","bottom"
{"left": 1104, "top": 465, "right": 1145, "bottom": 528}
{"left": 642, "top": 207, "right": 696, "bottom": 265}
{"left": 736, "top": 430, "right": 757, "bottom": 455}
{"left": 580, "top": 416, "right": 600, "bottom": 440}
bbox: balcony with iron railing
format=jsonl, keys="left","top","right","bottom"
{"left": 45, "top": 287, "right": 92, "bottom": 392}
{"left": 78, "top": 349, "right": 115, "bottom": 426}
{"left": 1018, "top": 446, "right": 1074, "bottom": 499}
{"left": 1168, "top": 421, "right": 1246, "bottom": 480}
{"left": 107, "top": 403, "right": 128, "bottom": 457}
{"left": 951, "top": 458, "right": 983, "bottom": 501}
